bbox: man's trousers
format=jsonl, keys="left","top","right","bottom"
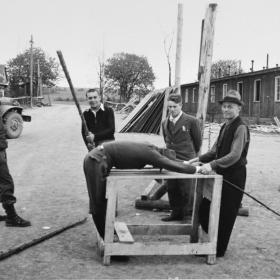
{"left": 199, "top": 167, "right": 246, "bottom": 256}
{"left": 83, "top": 151, "right": 109, "bottom": 239}
{"left": 0, "top": 150, "right": 16, "bottom": 206}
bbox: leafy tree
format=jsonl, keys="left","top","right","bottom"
{"left": 211, "top": 59, "right": 243, "bottom": 79}
{"left": 7, "top": 47, "right": 60, "bottom": 90}
{"left": 104, "top": 53, "right": 155, "bottom": 102}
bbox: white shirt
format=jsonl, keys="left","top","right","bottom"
{"left": 90, "top": 103, "right": 104, "bottom": 117}
{"left": 169, "top": 111, "right": 182, "bottom": 124}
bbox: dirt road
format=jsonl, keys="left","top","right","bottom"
{"left": 0, "top": 104, "right": 280, "bottom": 279}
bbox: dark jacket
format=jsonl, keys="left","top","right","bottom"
{"left": 82, "top": 106, "right": 115, "bottom": 146}
{"left": 162, "top": 112, "right": 202, "bottom": 160}
{"left": 87, "top": 141, "right": 197, "bottom": 174}
{"left": 215, "top": 116, "right": 250, "bottom": 174}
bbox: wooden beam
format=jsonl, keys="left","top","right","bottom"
{"left": 174, "top": 3, "right": 184, "bottom": 95}
{"left": 196, "top": 4, "right": 217, "bottom": 138}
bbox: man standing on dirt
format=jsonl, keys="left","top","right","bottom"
{"left": 189, "top": 90, "right": 250, "bottom": 257}
{"left": 82, "top": 89, "right": 115, "bottom": 151}
{"left": 161, "top": 93, "right": 202, "bottom": 221}
{"left": 0, "top": 116, "right": 31, "bottom": 227}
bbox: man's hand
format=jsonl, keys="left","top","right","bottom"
{"left": 87, "top": 143, "right": 94, "bottom": 151}
{"left": 86, "top": 132, "right": 95, "bottom": 144}
{"left": 199, "top": 163, "right": 212, "bottom": 175}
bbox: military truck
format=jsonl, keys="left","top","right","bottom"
{"left": 0, "top": 64, "right": 31, "bottom": 138}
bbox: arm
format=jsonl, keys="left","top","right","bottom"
{"left": 149, "top": 151, "right": 197, "bottom": 174}
{"left": 94, "top": 108, "right": 115, "bottom": 139}
{"left": 81, "top": 112, "right": 88, "bottom": 147}
{"left": 190, "top": 118, "right": 202, "bottom": 153}
{"left": 209, "top": 125, "right": 248, "bottom": 170}
{"left": 198, "top": 141, "right": 217, "bottom": 163}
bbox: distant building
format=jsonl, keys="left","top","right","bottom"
{"left": 181, "top": 66, "right": 280, "bottom": 123}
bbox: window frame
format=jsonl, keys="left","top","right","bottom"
{"left": 210, "top": 86, "right": 215, "bottom": 103}
{"left": 254, "top": 79, "right": 262, "bottom": 102}
{"left": 275, "top": 76, "right": 280, "bottom": 102}
{"left": 184, "top": 88, "right": 189, "bottom": 103}
{"left": 237, "top": 81, "right": 243, "bottom": 100}
{"left": 192, "top": 88, "right": 196, "bottom": 103}
{"left": 222, "top": 84, "right": 228, "bottom": 98}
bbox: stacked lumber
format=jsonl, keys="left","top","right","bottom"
{"left": 118, "top": 87, "right": 174, "bottom": 134}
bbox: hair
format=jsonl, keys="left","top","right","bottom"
{"left": 167, "top": 93, "right": 182, "bottom": 104}
{"left": 86, "top": 88, "right": 100, "bottom": 97}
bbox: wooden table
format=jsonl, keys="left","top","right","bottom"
{"left": 95, "top": 169, "right": 222, "bottom": 265}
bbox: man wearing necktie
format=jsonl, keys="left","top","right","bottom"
{"left": 161, "top": 93, "right": 202, "bottom": 221}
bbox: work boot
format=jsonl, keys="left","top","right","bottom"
{"left": 3, "top": 204, "right": 31, "bottom": 227}
{"left": 0, "top": 215, "right": 7, "bottom": 221}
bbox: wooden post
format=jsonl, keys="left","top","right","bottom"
{"left": 196, "top": 4, "right": 217, "bottom": 138}
{"left": 174, "top": 3, "right": 183, "bottom": 95}
{"left": 29, "top": 35, "right": 34, "bottom": 107}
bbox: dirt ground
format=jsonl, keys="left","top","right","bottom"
{"left": 0, "top": 103, "right": 280, "bottom": 279}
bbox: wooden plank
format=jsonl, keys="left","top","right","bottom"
{"left": 140, "top": 180, "right": 161, "bottom": 200}
{"left": 114, "top": 222, "right": 134, "bottom": 244}
{"left": 103, "top": 181, "right": 118, "bottom": 265}
{"left": 207, "top": 176, "right": 222, "bottom": 263}
{"left": 127, "top": 224, "right": 192, "bottom": 236}
{"left": 196, "top": 3, "right": 217, "bottom": 139}
{"left": 160, "top": 88, "right": 173, "bottom": 135}
{"left": 105, "top": 241, "right": 215, "bottom": 256}
{"left": 118, "top": 90, "right": 158, "bottom": 132}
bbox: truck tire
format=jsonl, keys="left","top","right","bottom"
{"left": 3, "top": 111, "right": 23, "bottom": 139}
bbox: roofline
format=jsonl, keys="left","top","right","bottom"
{"left": 181, "top": 66, "right": 280, "bottom": 87}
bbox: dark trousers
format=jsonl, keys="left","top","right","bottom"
{"left": 0, "top": 150, "right": 16, "bottom": 206}
{"left": 199, "top": 167, "right": 246, "bottom": 256}
{"left": 83, "top": 151, "right": 109, "bottom": 239}
{"left": 167, "top": 179, "right": 195, "bottom": 216}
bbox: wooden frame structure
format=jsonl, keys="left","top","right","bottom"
{"left": 94, "top": 169, "right": 222, "bottom": 265}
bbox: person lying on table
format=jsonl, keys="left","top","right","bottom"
{"left": 83, "top": 140, "right": 202, "bottom": 239}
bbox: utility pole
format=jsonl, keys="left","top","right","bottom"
{"left": 37, "top": 59, "right": 42, "bottom": 97}
{"left": 196, "top": 4, "right": 217, "bottom": 138}
{"left": 29, "top": 35, "right": 34, "bottom": 107}
{"left": 174, "top": 3, "right": 183, "bottom": 95}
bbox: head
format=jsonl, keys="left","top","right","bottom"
{"left": 167, "top": 94, "right": 182, "bottom": 118}
{"left": 219, "top": 90, "right": 243, "bottom": 120}
{"left": 86, "top": 89, "right": 101, "bottom": 110}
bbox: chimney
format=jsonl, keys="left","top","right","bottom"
{"left": 218, "top": 68, "right": 221, "bottom": 78}
{"left": 266, "top": 54, "right": 269, "bottom": 69}
{"left": 276, "top": 64, "right": 279, "bottom": 68}
{"left": 263, "top": 67, "right": 266, "bottom": 70}
{"left": 250, "top": 60, "right": 254, "bottom": 72}
{"left": 228, "top": 65, "right": 231, "bottom": 76}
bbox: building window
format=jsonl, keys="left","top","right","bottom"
{"left": 184, "top": 88, "right": 188, "bottom": 103}
{"left": 192, "top": 88, "right": 196, "bottom": 103}
{"left": 210, "top": 86, "right": 215, "bottom": 103}
{"left": 237, "top": 82, "right": 243, "bottom": 100}
{"left": 223, "top": 84, "right": 228, "bottom": 98}
{"left": 275, "top": 76, "right": 280, "bottom": 101}
{"left": 254, "top": 79, "right": 261, "bottom": 102}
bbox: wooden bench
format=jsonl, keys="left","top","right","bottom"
{"left": 95, "top": 169, "right": 222, "bottom": 265}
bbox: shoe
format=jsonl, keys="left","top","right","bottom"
{"left": 111, "top": 255, "right": 130, "bottom": 262}
{"left": 161, "top": 214, "right": 184, "bottom": 222}
{"left": 0, "top": 215, "right": 7, "bottom": 221}
{"left": 6, "top": 214, "right": 31, "bottom": 227}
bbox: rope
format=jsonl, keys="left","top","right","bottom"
{"left": 223, "top": 178, "right": 280, "bottom": 218}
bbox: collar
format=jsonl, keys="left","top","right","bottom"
{"left": 169, "top": 111, "right": 182, "bottom": 124}
{"left": 90, "top": 103, "right": 105, "bottom": 113}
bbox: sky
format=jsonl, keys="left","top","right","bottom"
{"left": 1, "top": 0, "right": 280, "bottom": 88}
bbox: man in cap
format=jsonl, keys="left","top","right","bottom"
{"left": 83, "top": 140, "right": 201, "bottom": 239}
{"left": 189, "top": 90, "right": 250, "bottom": 257}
